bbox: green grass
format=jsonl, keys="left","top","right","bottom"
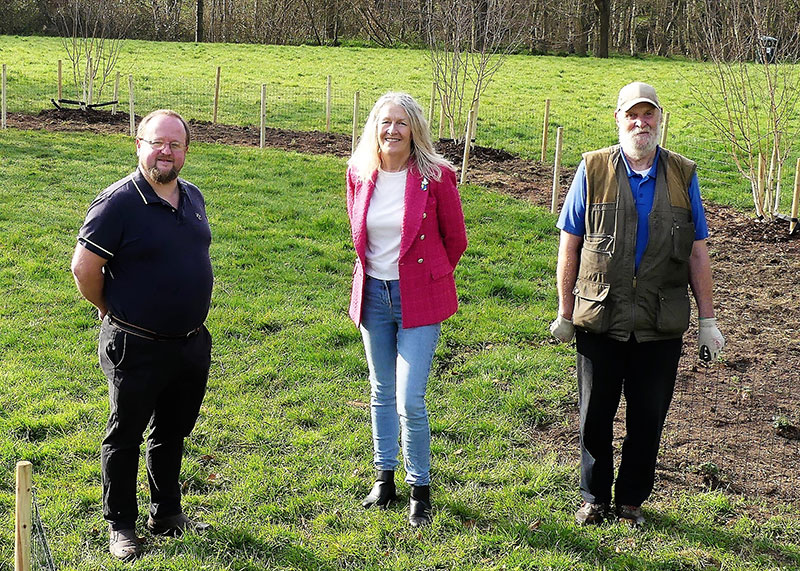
{"left": 3, "top": 34, "right": 797, "bottom": 212}
{"left": 0, "top": 128, "right": 798, "bottom": 570}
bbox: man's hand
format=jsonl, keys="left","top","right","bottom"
{"left": 698, "top": 317, "right": 725, "bottom": 362}
{"left": 550, "top": 315, "right": 575, "bottom": 343}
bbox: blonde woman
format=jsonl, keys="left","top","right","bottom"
{"left": 346, "top": 92, "right": 467, "bottom": 527}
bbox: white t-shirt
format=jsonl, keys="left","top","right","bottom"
{"left": 365, "top": 169, "right": 407, "bottom": 280}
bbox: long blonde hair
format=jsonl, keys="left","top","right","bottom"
{"left": 348, "top": 92, "right": 454, "bottom": 182}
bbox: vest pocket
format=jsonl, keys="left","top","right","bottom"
{"left": 572, "top": 278, "right": 611, "bottom": 334}
{"left": 656, "top": 286, "right": 690, "bottom": 334}
{"left": 671, "top": 221, "right": 695, "bottom": 262}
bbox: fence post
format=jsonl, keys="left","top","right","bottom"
{"left": 1, "top": 64, "right": 6, "bottom": 130}
{"left": 260, "top": 84, "right": 266, "bottom": 149}
{"left": 112, "top": 72, "right": 120, "bottom": 115}
{"left": 128, "top": 75, "right": 135, "bottom": 137}
{"left": 15, "top": 461, "right": 32, "bottom": 571}
{"left": 551, "top": 127, "right": 564, "bottom": 214}
{"left": 87, "top": 57, "right": 94, "bottom": 108}
{"left": 213, "top": 66, "right": 221, "bottom": 124}
{"left": 57, "top": 60, "right": 62, "bottom": 102}
{"left": 325, "top": 75, "right": 332, "bottom": 133}
{"left": 540, "top": 98, "right": 551, "bottom": 162}
{"left": 660, "top": 110, "right": 670, "bottom": 148}
{"left": 351, "top": 91, "right": 359, "bottom": 155}
{"left": 460, "top": 109, "right": 474, "bottom": 185}
{"left": 791, "top": 158, "right": 800, "bottom": 235}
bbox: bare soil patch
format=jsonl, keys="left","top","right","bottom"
{"left": 9, "top": 108, "right": 800, "bottom": 507}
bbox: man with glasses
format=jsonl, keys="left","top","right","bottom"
{"left": 71, "top": 109, "right": 213, "bottom": 560}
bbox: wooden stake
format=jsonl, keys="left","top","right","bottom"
{"left": 128, "top": 75, "right": 135, "bottom": 137}
{"left": 351, "top": 91, "right": 359, "bottom": 155}
{"left": 112, "top": 72, "right": 120, "bottom": 115}
{"left": 438, "top": 96, "right": 445, "bottom": 140}
{"left": 460, "top": 109, "right": 474, "bottom": 185}
{"left": 470, "top": 98, "right": 480, "bottom": 144}
{"left": 260, "top": 84, "right": 266, "bottom": 149}
{"left": 87, "top": 57, "right": 94, "bottom": 107}
{"left": 325, "top": 75, "right": 332, "bottom": 133}
{"left": 429, "top": 82, "right": 436, "bottom": 125}
{"left": 57, "top": 59, "right": 62, "bottom": 101}
{"left": 660, "top": 111, "right": 670, "bottom": 148}
{"left": 1, "top": 64, "right": 6, "bottom": 130}
{"left": 551, "top": 127, "right": 564, "bottom": 214}
{"left": 774, "top": 159, "right": 783, "bottom": 215}
{"left": 540, "top": 98, "right": 551, "bottom": 162}
{"left": 756, "top": 152, "right": 766, "bottom": 219}
{"left": 15, "top": 461, "right": 32, "bottom": 571}
{"left": 791, "top": 157, "right": 800, "bottom": 234}
{"left": 213, "top": 66, "right": 221, "bottom": 124}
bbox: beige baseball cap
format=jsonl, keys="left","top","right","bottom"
{"left": 616, "top": 82, "right": 661, "bottom": 112}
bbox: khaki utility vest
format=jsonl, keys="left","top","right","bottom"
{"left": 572, "top": 145, "right": 697, "bottom": 341}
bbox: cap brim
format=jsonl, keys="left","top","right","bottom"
{"left": 618, "top": 97, "right": 661, "bottom": 112}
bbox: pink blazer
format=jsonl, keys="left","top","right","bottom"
{"left": 346, "top": 162, "right": 468, "bottom": 329}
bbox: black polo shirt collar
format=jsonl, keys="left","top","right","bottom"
{"left": 130, "top": 168, "right": 194, "bottom": 208}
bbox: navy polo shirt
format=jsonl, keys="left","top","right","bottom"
{"left": 77, "top": 169, "right": 213, "bottom": 335}
{"left": 557, "top": 147, "right": 709, "bottom": 271}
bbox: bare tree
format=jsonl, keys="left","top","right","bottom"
{"left": 52, "top": 0, "right": 130, "bottom": 105}
{"left": 687, "top": 0, "right": 800, "bottom": 218}
{"left": 426, "top": 0, "right": 525, "bottom": 142}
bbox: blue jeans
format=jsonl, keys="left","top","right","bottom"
{"left": 360, "top": 276, "right": 441, "bottom": 486}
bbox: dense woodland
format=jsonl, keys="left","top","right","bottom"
{"left": 3, "top": 0, "right": 800, "bottom": 59}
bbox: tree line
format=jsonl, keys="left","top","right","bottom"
{"left": 3, "top": 0, "right": 800, "bottom": 59}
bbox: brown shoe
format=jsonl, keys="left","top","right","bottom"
{"left": 575, "top": 501, "right": 608, "bottom": 525}
{"left": 146, "top": 512, "right": 211, "bottom": 537}
{"left": 616, "top": 504, "right": 645, "bottom": 527}
{"left": 109, "top": 528, "right": 141, "bottom": 561}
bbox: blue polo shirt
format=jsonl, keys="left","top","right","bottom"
{"left": 77, "top": 169, "right": 213, "bottom": 335}
{"left": 557, "top": 147, "right": 709, "bottom": 271}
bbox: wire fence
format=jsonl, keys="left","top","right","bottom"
{"left": 5, "top": 60, "right": 799, "bottom": 214}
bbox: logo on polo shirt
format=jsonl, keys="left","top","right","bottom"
{"left": 195, "top": 212, "right": 203, "bottom": 221}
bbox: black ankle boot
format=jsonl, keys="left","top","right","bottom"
{"left": 362, "top": 470, "right": 397, "bottom": 509}
{"left": 408, "top": 485, "right": 432, "bottom": 527}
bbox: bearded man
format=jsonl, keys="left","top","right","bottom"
{"left": 71, "top": 109, "right": 213, "bottom": 560}
{"left": 549, "top": 83, "right": 725, "bottom": 527}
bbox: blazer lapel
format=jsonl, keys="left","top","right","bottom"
{"left": 399, "top": 167, "right": 426, "bottom": 259}
{"left": 353, "top": 171, "right": 377, "bottom": 260}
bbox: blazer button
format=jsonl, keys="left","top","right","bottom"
{"left": 417, "top": 258, "right": 424, "bottom": 264}
{"left": 420, "top": 234, "right": 426, "bottom": 240}
{"left": 422, "top": 212, "right": 427, "bottom": 219}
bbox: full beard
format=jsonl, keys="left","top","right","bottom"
{"left": 619, "top": 124, "right": 660, "bottom": 161}
{"left": 147, "top": 164, "right": 179, "bottom": 184}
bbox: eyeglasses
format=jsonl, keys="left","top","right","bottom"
{"left": 138, "top": 138, "right": 187, "bottom": 151}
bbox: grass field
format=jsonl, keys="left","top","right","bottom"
{"left": 1, "top": 126, "right": 799, "bottom": 570}
{"left": 4, "top": 34, "right": 798, "bottom": 212}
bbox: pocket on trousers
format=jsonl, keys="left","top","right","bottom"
{"left": 656, "top": 286, "right": 690, "bottom": 334}
{"left": 103, "top": 327, "right": 128, "bottom": 369}
{"left": 572, "top": 279, "right": 611, "bottom": 334}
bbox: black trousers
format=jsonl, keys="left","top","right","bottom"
{"left": 98, "top": 318, "right": 211, "bottom": 530}
{"left": 576, "top": 331, "right": 682, "bottom": 507}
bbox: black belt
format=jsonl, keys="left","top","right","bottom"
{"left": 107, "top": 314, "right": 201, "bottom": 341}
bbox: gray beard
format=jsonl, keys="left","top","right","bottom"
{"left": 619, "top": 126, "right": 660, "bottom": 161}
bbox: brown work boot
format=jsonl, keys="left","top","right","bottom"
{"left": 109, "top": 528, "right": 141, "bottom": 561}
{"left": 575, "top": 501, "right": 609, "bottom": 525}
{"left": 616, "top": 504, "right": 645, "bottom": 527}
{"left": 146, "top": 512, "right": 211, "bottom": 537}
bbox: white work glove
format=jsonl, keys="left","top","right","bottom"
{"left": 698, "top": 317, "right": 725, "bottom": 362}
{"left": 549, "top": 315, "right": 575, "bottom": 343}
